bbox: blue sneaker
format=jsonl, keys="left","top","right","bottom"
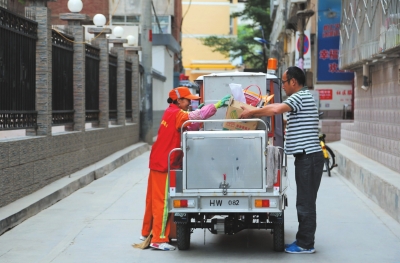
{"left": 285, "top": 240, "right": 297, "bottom": 248}
{"left": 285, "top": 244, "right": 315, "bottom": 254}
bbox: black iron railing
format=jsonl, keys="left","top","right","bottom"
{"left": 109, "top": 53, "right": 117, "bottom": 120}
{"left": 85, "top": 44, "right": 100, "bottom": 123}
{"left": 0, "top": 7, "right": 38, "bottom": 130}
{"left": 52, "top": 30, "right": 74, "bottom": 125}
{"left": 125, "top": 61, "right": 132, "bottom": 119}
{"left": 0, "top": 111, "right": 37, "bottom": 130}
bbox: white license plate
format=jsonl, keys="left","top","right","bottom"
{"left": 200, "top": 197, "right": 249, "bottom": 209}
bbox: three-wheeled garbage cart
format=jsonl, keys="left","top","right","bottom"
{"left": 168, "top": 72, "right": 288, "bottom": 251}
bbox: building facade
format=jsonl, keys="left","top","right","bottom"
{"left": 270, "top": 0, "right": 354, "bottom": 114}
{"left": 47, "top": 0, "right": 182, "bottom": 135}
{"left": 269, "top": 0, "right": 354, "bottom": 142}
{"left": 271, "top": 0, "right": 400, "bottom": 223}
{"left": 336, "top": 0, "right": 400, "bottom": 224}
{"left": 339, "top": 0, "right": 400, "bottom": 175}
{"left": 181, "top": 0, "right": 241, "bottom": 81}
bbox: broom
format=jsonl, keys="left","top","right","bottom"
{"left": 132, "top": 231, "right": 152, "bottom": 249}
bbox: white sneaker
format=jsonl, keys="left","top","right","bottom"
{"left": 139, "top": 235, "right": 148, "bottom": 241}
{"left": 150, "top": 242, "right": 176, "bottom": 251}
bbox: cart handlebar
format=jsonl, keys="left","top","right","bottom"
{"left": 180, "top": 118, "right": 270, "bottom": 138}
{"left": 167, "top": 147, "right": 183, "bottom": 177}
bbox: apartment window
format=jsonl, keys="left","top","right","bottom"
{"left": 112, "top": 16, "right": 125, "bottom": 24}
{"left": 111, "top": 15, "right": 171, "bottom": 34}
{"left": 152, "top": 16, "right": 171, "bottom": 34}
{"left": 127, "top": 16, "right": 140, "bottom": 23}
{"left": 111, "top": 15, "right": 140, "bottom": 24}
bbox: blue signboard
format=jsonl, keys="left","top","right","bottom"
{"left": 317, "top": 0, "right": 353, "bottom": 82}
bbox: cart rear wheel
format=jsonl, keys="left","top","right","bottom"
{"left": 273, "top": 222, "right": 285, "bottom": 252}
{"left": 176, "top": 223, "right": 191, "bottom": 250}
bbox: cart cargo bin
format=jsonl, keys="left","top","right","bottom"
{"left": 184, "top": 130, "right": 266, "bottom": 190}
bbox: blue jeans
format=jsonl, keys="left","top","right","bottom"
{"left": 294, "top": 150, "right": 324, "bottom": 249}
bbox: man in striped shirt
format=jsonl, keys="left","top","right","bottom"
{"left": 240, "top": 66, "right": 324, "bottom": 254}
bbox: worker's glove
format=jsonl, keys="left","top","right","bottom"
{"left": 214, "top": 94, "right": 231, "bottom": 109}
{"left": 198, "top": 103, "right": 205, "bottom": 109}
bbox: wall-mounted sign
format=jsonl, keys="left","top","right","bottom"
{"left": 317, "top": 0, "right": 354, "bottom": 82}
{"left": 318, "top": 89, "right": 333, "bottom": 100}
{"left": 295, "top": 30, "right": 311, "bottom": 69}
{"left": 315, "top": 85, "right": 352, "bottom": 110}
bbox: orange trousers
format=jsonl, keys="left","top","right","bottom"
{"left": 141, "top": 170, "right": 171, "bottom": 243}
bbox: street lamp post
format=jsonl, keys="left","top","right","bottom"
{"left": 88, "top": 14, "right": 111, "bottom": 128}
{"left": 109, "top": 26, "right": 127, "bottom": 126}
{"left": 253, "top": 37, "right": 268, "bottom": 73}
{"left": 60, "top": 1, "right": 89, "bottom": 132}
{"left": 260, "top": 27, "right": 268, "bottom": 72}
{"left": 253, "top": 36, "right": 278, "bottom": 74}
{"left": 253, "top": 26, "right": 268, "bottom": 72}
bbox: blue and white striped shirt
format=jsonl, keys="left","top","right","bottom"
{"left": 283, "top": 87, "right": 321, "bottom": 155}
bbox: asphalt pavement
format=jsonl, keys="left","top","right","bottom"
{"left": 0, "top": 147, "right": 400, "bottom": 263}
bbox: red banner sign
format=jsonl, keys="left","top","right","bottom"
{"left": 318, "top": 89, "right": 333, "bottom": 100}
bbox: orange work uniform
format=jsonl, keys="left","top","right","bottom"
{"left": 141, "top": 103, "right": 215, "bottom": 243}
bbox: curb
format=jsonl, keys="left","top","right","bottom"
{"left": 0, "top": 142, "right": 150, "bottom": 236}
{"left": 329, "top": 141, "right": 400, "bottom": 224}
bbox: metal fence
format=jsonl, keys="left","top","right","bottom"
{"left": 340, "top": 0, "right": 400, "bottom": 68}
{"left": 109, "top": 54, "right": 117, "bottom": 120}
{"left": 0, "top": 6, "right": 37, "bottom": 130}
{"left": 0, "top": 6, "right": 138, "bottom": 131}
{"left": 125, "top": 61, "right": 132, "bottom": 119}
{"left": 52, "top": 30, "right": 74, "bottom": 125}
{"left": 85, "top": 43, "right": 100, "bottom": 123}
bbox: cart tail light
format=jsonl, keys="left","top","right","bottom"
{"left": 273, "top": 170, "right": 280, "bottom": 194}
{"left": 169, "top": 170, "right": 176, "bottom": 196}
{"left": 173, "top": 199, "right": 195, "bottom": 208}
{"left": 274, "top": 170, "right": 280, "bottom": 186}
{"left": 255, "top": 199, "right": 270, "bottom": 207}
{"left": 255, "top": 199, "right": 277, "bottom": 208}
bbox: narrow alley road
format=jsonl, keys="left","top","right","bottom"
{"left": 0, "top": 151, "right": 399, "bottom": 263}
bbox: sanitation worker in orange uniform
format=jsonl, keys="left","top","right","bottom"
{"left": 140, "top": 87, "right": 230, "bottom": 251}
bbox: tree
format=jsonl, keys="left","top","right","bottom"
{"left": 200, "top": 0, "right": 272, "bottom": 69}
